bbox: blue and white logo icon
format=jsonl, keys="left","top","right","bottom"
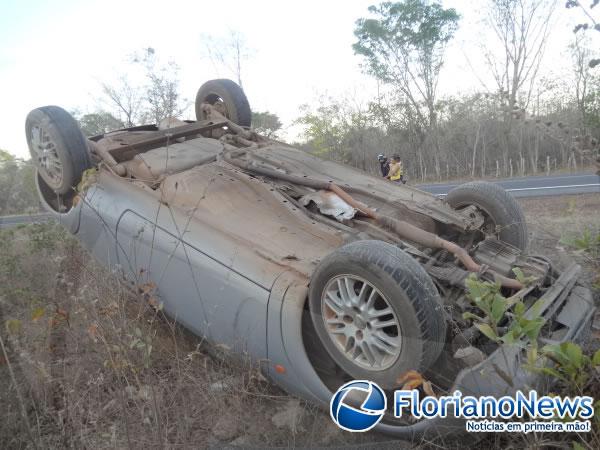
{"left": 330, "top": 380, "right": 387, "bottom": 432}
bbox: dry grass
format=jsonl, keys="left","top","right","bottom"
{"left": 520, "top": 194, "right": 600, "bottom": 241}
{"left": 521, "top": 194, "right": 600, "bottom": 287}
{"left": 0, "top": 224, "right": 378, "bottom": 448}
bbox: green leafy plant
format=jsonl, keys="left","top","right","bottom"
{"left": 463, "top": 274, "right": 544, "bottom": 345}
{"left": 561, "top": 228, "right": 600, "bottom": 254}
{"left": 527, "top": 342, "right": 600, "bottom": 389}
{"left": 523, "top": 342, "right": 600, "bottom": 432}
{"left": 526, "top": 342, "right": 600, "bottom": 428}
{"left": 560, "top": 228, "right": 600, "bottom": 289}
{"left": 512, "top": 267, "right": 538, "bottom": 285}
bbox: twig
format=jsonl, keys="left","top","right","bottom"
{"left": 0, "top": 333, "right": 39, "bottom": 449}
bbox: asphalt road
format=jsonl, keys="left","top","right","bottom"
{"left": 417, "top": 172, "right": 600, "bottom": 198}
{"left": 0, "top": 213, "right": 51, "bottom": 228}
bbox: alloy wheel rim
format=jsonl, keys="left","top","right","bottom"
{"left": 30, "top": 125, "right": 63, "bottom": 188}
{"left": 321, "top": 274, "right": 402, "bottom": 370}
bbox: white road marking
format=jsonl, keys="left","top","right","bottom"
{"left": 435, "top": 183, "right": 600, "bottom": 197}
{"left": 505, "top": 183, "right": 600, "bottom": 192}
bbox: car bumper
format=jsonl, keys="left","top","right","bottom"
{"left": 377, "top": 263, "right": 596, "bottom": 438}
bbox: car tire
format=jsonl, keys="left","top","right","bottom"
{"left": 308, "top": 240, "right": 446, "bottom": 389}
{"left": 195, "top": 79, "right": 251, "bottom": 127}
{"left": 25, "top": 106, "right": 92, "bottom": 195}
{"left": 445, "top": 181, "right": 528, "bottom": 251}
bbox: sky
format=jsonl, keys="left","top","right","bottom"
{"left": 0, "top": 0, "right": 595, "bottom": 159}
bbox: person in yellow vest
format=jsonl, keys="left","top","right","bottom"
{"left": 386, "top": 154, "right": 406, "bottom": 184}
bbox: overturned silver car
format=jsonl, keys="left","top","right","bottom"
{"left": 26, "top": 79, "right": 595, "bottom": 437}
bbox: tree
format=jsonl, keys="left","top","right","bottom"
{"left": 0, "top": 150, "right": 38, "bottom": 215}
{"left": 353, "top": 0, "right": 460, "bottom": 178}
{"left": 566, "top": 0, "right": 600, "bottom": 68}
{"left": 295, "top": 100, "right": 349, "bottom": 162}
{"left": 295, "top": 95, "right": 388, "bottom": 173}
{"left": 485, "top": 0, "right": 556, "bottom": 110}
{"left": 76, "top": 111, "right": 124, "bottom": 136}
{"left": 572, "top": 36, "right": 595, "bottom": 132}
{"left": 136, "top": 48, "right": 189, "bottom": 125}
{"left": 201, "top": 31, "right": 252, "bottom": 88}
{"left": 101, "top": 75, "right": 145, "bottom": 127}
{"left": 100, "top": 48, "right": 189, "bottom": 127}
{"left": 484, "top": 0, "right": 556, "bottom": 175}
{"left": 251, "top": 112, "right": 282, "bottom": 138}
{"left": 569, "top": 35, "right": 600, "bottom": 171}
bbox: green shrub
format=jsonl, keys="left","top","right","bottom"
{"left": 463, "top": 273, "right": 544, "bottom": 345}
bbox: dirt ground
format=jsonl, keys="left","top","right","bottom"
{"left": 520, "top": 194, "right": 600, "bottom": 285}
{"left": 520, "top": 193, "right": 600, "bottom": 240}
{"left": 0, "top": 194, "right": 598, "bottom": 449}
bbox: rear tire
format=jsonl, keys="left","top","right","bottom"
{"left": 308, "top": 240, "right": 446, "bottom": 389}
{"left": 25, "top": 106, "right": 92, "bottom": 195}
{"left": 195, "top": 79, "right": 251, "bottom": 127}
{"left": 445, "top": 181, "right": 528, "bottom": 251}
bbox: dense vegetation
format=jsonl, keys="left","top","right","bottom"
{"left": 296, "top": 0, "right": 600, "bottom": 180}
{"left": 0, "top": 150, "right": 38, "bottom": 215}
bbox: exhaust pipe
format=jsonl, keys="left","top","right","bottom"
{"left": 223, "top": 153, "right": 523, "bottom": 289}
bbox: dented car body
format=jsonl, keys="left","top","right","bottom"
{"left": 28, "top": 80, "right": 595, "bottom": 437}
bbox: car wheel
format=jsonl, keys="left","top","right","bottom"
{"left": 25, "top": 106, "right": 92, "bottom": 195}
{"left": 445, "top": 181, "right": 528, "bottom": 251}
{"left": 195, "top": 79, "right": 251, "bottom": 127}
{"left": 308, "top": 240, "right": 446, "bottom": 389}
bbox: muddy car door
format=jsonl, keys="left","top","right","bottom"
{"left": 115, "top": 209, "right": 269, "bottom": 360}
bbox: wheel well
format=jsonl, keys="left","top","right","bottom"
{"left": 300, "top": 297, "right": 352, "bottom": 392}
{"left": 36, "top": 172, "right": 75, "bottom": 213}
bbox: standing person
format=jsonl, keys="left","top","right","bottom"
{"left": 377, "top": 154, "right": 389, "bottom": 178}
{"left": 398, "top": 158, "right": 407, "bottom": 184}
{"left": 386, "top": 154, "right": 406, "bottom": 184}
